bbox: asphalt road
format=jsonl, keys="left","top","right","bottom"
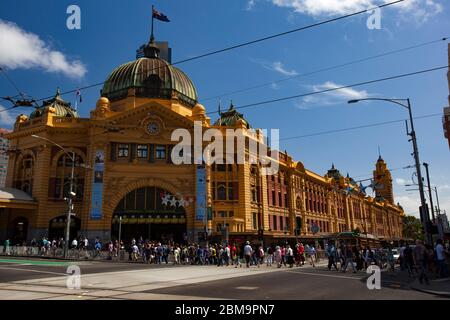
{"left": 0, "top": 257, "right": 447, "bottom": 300}
{"left": 146, "top": 266, "right": 445, "bottom": 300}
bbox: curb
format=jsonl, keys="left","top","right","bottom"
{"left": 410, "top": 286, "right": 450, "bottom": 298}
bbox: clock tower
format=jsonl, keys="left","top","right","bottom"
{"left": 373, "top": 155, "right": 394, "bottom": 204}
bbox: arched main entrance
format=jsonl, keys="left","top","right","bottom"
{"left": 111, "top": 187, "right": 187, "bottom": 243}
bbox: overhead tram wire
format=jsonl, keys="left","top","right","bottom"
{"left": 205, "top": 65, "right": 449, "bottom": 115}
{"left": 31, "top": 0, "right": 406, "bottom": 103}
{"left": 0, "top": 67, "right": 39, "bottom": 112}
{"left": 279, "top": 113, "right": 441, "bottom": 141}
{"left": 0, "top": 66, "right": 23, "bottom": 95}
{"left": 30, "top": 67, "right": 446, "bottom": 145}
{"left": 201, "top": 36, "right": 449, "bottom": 102}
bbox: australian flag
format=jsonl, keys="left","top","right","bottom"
{"left": 153, "top": 8, "right": 170, "bottom": 22}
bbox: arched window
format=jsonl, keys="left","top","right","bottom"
{"left": 50, "top": 153, "right": 84, "bottom": 199}
{"left": 217, "top": 184, "right": 227, "bottom": 200}
{"left": 296, "top": 196, "right": 302, "bottom": 210}
{"left": 15, "top": 153, "right": 34, "bottom": 196}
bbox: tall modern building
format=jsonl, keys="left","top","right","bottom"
{"left": 0, "top": 33, "right": 404, "bottom": 245}
{"left": 0, "top": 129, "right": 11, "bottom": 188}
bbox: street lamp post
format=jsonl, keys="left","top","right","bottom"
{"left": 32, "top": 135, "right": 76, "bottom": 258}
{"left": 348, "top": 98, "right": 432, "bottom": 245}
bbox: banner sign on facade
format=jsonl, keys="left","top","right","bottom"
{"left": 90, "top": 150, "right": 104, "bottom": 220}
{"left": 195, "top": 165, "right": 206, "bottom": 221}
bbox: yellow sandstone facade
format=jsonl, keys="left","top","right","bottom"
{"left": 0, "top": 40, "right": 403, "bottom": 245}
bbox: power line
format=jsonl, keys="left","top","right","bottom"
{"left": 0, "top": 67, "right": 23, "bottom": 96}
{"left": 280, "top": 113, "right": 441, "bottom": 141}
{"left": 207, "top": 65, "right": 448, "bottom": 114}
{"left": 201, "top": 36, "right": 449, "bottom": 102}
{"left": 32, "top": 0, "right": 405, "bottom": 103}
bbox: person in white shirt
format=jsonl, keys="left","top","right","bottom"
{"left": 435, "top": 239, "right": 448, "bottom": 278}
{"left": 286, "top": 245, "right": 294, "bottom": 268}
{"left": 244, "top": 242, "right": 253, "bottom": 268}
{"left": 71, "top": 238, "right": 78, "bottom": 249}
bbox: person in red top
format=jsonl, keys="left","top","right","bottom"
{"left": 231, "top": 243, "right": 239, "bottom": 267}
{"left": 298, "top": 243, "right": 305, "bottom": 266}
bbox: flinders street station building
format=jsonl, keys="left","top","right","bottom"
{"left": 0, "top": 37, "right": 404, "bottom": 246}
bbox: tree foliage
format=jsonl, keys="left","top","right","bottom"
{"left": 402, "top": 215, "right": 424, "bottom": 241}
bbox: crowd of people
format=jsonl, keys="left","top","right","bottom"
{"left": 323, "top": 239, "right": 450, "bottom": 283}
{"left": 2, "top": 235, "right": 450, "bottom": 283}
{"left": 102, "top": 238, "right": 324, "bottom": 268}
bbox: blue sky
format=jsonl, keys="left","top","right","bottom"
{"left": 0, "top": 0, "right": 449, "bottom": 218}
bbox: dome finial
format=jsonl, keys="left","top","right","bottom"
{"left": 143, "top": 41, "right": 160, "bottom": 58}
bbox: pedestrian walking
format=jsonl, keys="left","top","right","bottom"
{"left": 404, "top": 243, "right": 415, "bottom": 278}
{"left": 267, "top": 246, "right": 274, "bottom": 266}
{"left": 274, "top": 246, "right": 282, "bottom": 268}
{"left": 342, "top": 245, "right": 356, "bottom": 273}
{"left": 244, "top": 241, "right": 253, "bottom": 268}
{"left": 308, "top": 245, "right": 316, "bottom": 267}
{"left": 413, "top": 240, "right": 429, "bottom": 285}
{"left": 326, "top": 243, "right": 338, "bottom": 271}
{"left": 3, "top": 238, "right": 10, "bottom": 255}
{"left": 435, "top": 239, "right": 449, "bottom": 278}
{"left": 286, "top": 245, "right": 294, "bottom": 268}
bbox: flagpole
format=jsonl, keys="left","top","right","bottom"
{"left": 151, "top": 5, "right": 155, "bottom": 42}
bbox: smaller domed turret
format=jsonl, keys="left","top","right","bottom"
{"left": 30, "top": 88, "right": 78, "bottom": 119}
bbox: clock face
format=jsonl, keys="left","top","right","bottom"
{"left": 146, "top": 121, "right": 160, "bottom": 135}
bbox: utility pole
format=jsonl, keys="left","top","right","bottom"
{"left": 348, "top": 98, "right": 432, "bottom": 245}
{"left": 405, "top": 99, "right": 431, "bottom": 245}
{"left": 64, "top": 151, "right": 76, "bottom": 259}
{"left": 423, "top": 163, "right": 435, "bottom": 222}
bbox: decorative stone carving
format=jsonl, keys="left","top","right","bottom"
{"left": 15, "top": 114, "right": 28, "bottom": 123}
{"left": 91, "top": 97, "right": 111, "bottom": 119}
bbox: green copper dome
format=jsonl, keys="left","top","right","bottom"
{"left": 30, "top": 89, "right": 79, "bottom": 119}
{"left": 101, "top": 43, "right": 198, "bottom": 107}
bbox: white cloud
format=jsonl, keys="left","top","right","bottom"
{"left": 313, "top": 81, "right": 369, "bottom": 99}
{"left": 395, "top": 195, "right": 421, "bottom": 218}
{"left": 268, "top": 61, "right": 298, "bottom": 76}
{"left": 0, "top": 19, "right": 86, "bottom": 79}
{"left": 295, "top": 81, "right": 370, "bottom": 109}
{"left": 270, "top": 0, "right": 443, "bottom": 21}
{"left": 246, "top": 0, "right": 256, "bottom": 11}
{"left": 0, "top": 104, "right": 14, "bottom": 126}
{"left": 394, "top": 0, "right": 443, "bottom": 23}
{"left": 396, "top": 185, "right": 450, "bottom": 220}
{"left": 396, "top": 178, "right": 406, "bottom": 185}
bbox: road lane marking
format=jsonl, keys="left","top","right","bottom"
{"left": 0, "top": 259, "right": 72, "bottom": 266}
{"left": 0, "top": 266, "right": 67, "bottom": 276}
{"left": 283, "top": 270, "right": 364, "bottom": 280}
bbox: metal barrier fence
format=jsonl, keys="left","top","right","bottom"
{"left": 0, "top": 245, "right": 122, "bottom": 261}
{"left": 0, "top": 245, "right": 326, "bottom": 263}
